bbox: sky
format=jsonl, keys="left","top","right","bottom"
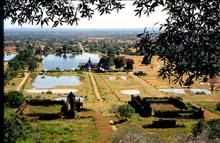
{"left": 4, "top": 2, "right": 167, "bottom": 29}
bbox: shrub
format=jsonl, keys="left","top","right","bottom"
{"left": 207, "top": 119, "right": 220, "bottom": 139}
{"left": 195, "top": 91, "right": 206, "bottom": 95}
{"left": 118, "top": 104, "right": 135, "bottom": 119}
{"left": 192, "top": 120, "right": 208, "bottom": 136}
{"left": 4, "top": 115, "right": 32, "bottom": 143}
{"left": 46, "top": 90, "right": 52, "bottom": 94}
{"left": 5, "top": 91, "right": 24, "bottom": 108}
{"left": 216, "top": 103, "right": 220, "bottom": 112}
{"left": 128, "top": 114, "right": 143, "bottom": 122}
{"left": 192, "top": 119, "right": 220, "bottom": 140}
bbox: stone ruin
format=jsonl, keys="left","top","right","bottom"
{"left": 16, "top": 92, "right": 83, "bottom": 119}
{"left": 128, "top": 95, "right": 152, "bottom": 117}
{"left": 61, "top": 92, "right": 83, "bottom": 119}
{"left": 16, "top": 101, "right": 30, "bottom": 115}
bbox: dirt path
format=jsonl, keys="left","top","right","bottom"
{"left": 16, "top": 72, "right": 30, "bottom": 91}
{"left": 78, "top": 42, "right": 85, "bottom": 53}
{"left": 94, "top": 111, "right": 113, "bottom": 143}
{"left": 129, "top": 72, "right": 164, "bottom": 97}
{"left": 89, "top": 72, "right": 104, "bottom": 102}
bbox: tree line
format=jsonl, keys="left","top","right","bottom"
{"left": 4, "top": 45, "right": 41, "bottom": 85}
{"left": 98, "top": 54, "right": 134, "bottom": 72}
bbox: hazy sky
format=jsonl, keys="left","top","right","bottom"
{"left": 4, "top": 2, "right": 167, "bottom": 29}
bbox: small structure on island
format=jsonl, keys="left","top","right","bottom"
{"left": 78, "top": 57, "right": 99, "bottom": 71}
{"left": 61, "top": 92, "right": 83, "bottom": 119}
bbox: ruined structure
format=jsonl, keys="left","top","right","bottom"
{"left": 61, "top": 92, "right": 83, "bottom": 119}
{"left": 16, "top": 101, "right": 30, "bottom": 115}
{"left": 128, "top": 95, "right": 152, "bottom": 117}
{"left": 129, "top": 95, "right": 204, "bottom": 119}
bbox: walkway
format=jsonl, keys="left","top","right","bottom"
{"left": 129, "top": 72, "right": 164, "bottom": 97}
{"left": 88, "top": 72, "right": 116, "bottom": 141}
{"left": 78, "top": 42, "right": 85, "bottom": 53}
{"left": 93, "top": 111, "right": 113, "bottom": 143}
{"left": 16, "top": 72, "right": 30, "bottom": 91}
{"left": 89, "top": 72, "right": 103, "bottom": 102}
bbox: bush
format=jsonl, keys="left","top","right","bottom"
{"left": 207, "top": 119, "right": 220, "bottom": 139}
{"left": 192, "top": 119, "right": 220, "bottom": 140}
{"left": 118, "top": 104, "right": 135, "bottom": 119}
{"left": 5, "top": 91, "right": 24, "bottom": 108}
{"left": 192, "top": 120, "right": 208, "bottom": 136}
{"left": 216, "top": 103, "right": 220, "bottom": 111}
{"left": 4, "top": 115, "right": 32, "bottom": 143}
{"left": 46, "top": 90, "right": 52, "bottom": 94}
{"left": 195, "top": 91, "right": 206, "bottom": 95}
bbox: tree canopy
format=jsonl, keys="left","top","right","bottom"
{"left": 5, "top": 91, "right": 24, "bottom": 108}
{"left": 135, "top": 0, "right": 220, "bottom": 85}
{"left": 118, "top": 104, "right": 135, "bottom": 119}
{"left": 4, "top": 115, "right": 32, "bottom": 143}
{"left": 4, "top": 0, "right": 220, "bottom": 86}
{"left": 4, "top": 0, "right": 125, "bottom": 27}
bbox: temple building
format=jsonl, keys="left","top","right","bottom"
{"left": 78, "top": 57, "right": 99, "bottom": 71}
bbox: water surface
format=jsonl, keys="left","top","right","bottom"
{"left": 32, "top": 75, "right": 82, "bottom": 88}
{"left": 4, "top": 54, "right": 16, "bottom": 61}
{"left": 42, "top": 53, "right": 100, "bottom": 71}
{"left": 159, "top": 88, "right": 211, "bottom": 94}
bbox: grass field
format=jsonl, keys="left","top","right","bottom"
{"left": 23, "top": 71, "right": 96, "bottom": 102}
{"left": 5, "top": 105, "right": 107, "bottom": 143}
{"left": 94, "top": 72, "right": 160, "bottom": 102}
{"left": 19, "top": 118, "right": 101, "bottom": 143}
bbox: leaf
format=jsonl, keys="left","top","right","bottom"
{"left": 52, "top": 20, "right": 59, "bottom": 28}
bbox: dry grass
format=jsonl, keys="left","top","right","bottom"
{"left": 151, "top": 103, "right": 180, "bottom": 111}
